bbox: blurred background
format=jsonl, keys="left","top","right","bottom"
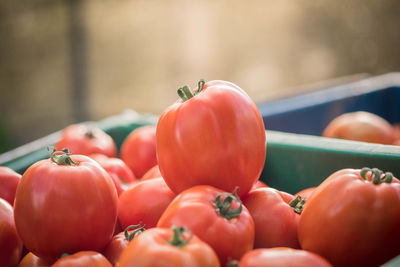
{"left": 1, "top": 0, "right": 400, "bottom": 153}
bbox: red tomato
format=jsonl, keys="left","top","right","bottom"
{"left": 294, "top": 186, "right": 316, "bottom": 200}
{"left": 298, "top": 168, "right": 400, "bottom": 267}
{"left": 103, "top": 223, "right": 146, "bottom": 266}
{"left": 118, "top": 178, "right": 176, "bottom": 229}
{"left": 157, "top": 185, "right": 254, "bottom": 265}
{"left": 239, "top": 248, "right": 332, "bottom": 267}
{"left": 120, "top": 125, "right": 157, "bottom": 178}
{"left": 0, "top": 166, "right": 21, "bottom": 206}
{"left": 55, "top": 123, "right": 117, "bottom": 157}
{"left": 140, "top": 165, "right": 162, "bottom": 181}
{"left": 156, "top": 80, "right": 266, "bottom": 197}
{"left": 322, "top": 111, "right": 394, "bottom": 144}
{"left": 90, "top": 153, "right": 137, "bottom": 195}
{"left": 14, "top": 149, "right": 118, "bottom": 260}
{"left": 52, "top": 251, "right": 112, "bottom": 267}
{"left": 0, "top": 198, "right": 23, "bottom": 266}
{"left": 117, "top": 226, "right": 220, "bottom": 267}
{"left": 243, "top": 188, "right": 302, "bottom": 249}
{"left": 250, "top": 180, "right": 268, "bottom": 191}
{"left": 392, "top": 123, "right": 400, "bottom": 145}
{"left": 18, "top": 252, "right": 55, "bottom": 267}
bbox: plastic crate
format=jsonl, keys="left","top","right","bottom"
{"left": 258, "top": 72, "right": 400, "bottom": 136}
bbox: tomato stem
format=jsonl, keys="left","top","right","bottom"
{"left": 177, "top": 79, "right": 206, "bottom": 102}
{"left": 227, "top": 260, "right": 239, "bottom": 267}
{"left": 85, "top": 129, "right": 95, "bottom": 139}
{"left": 360, "top": 167, "right": 394, "bottom": 184}
{"left": 289, "top": 195, "right": 306, "bottom": 214}
{"left": 49, "top": 147, "right": 79, "bottom": 166}
{"left": 124, "top": 222, "right": 146, "bottom": 241}
{"left": 168, "top": 226, "right": 192, "bottom": 248}
{"left": 213, "top": 187, "right": 243, "bottom": 220}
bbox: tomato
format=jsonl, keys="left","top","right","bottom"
{"left": 140, "top": 165, "right": 162, "bottom": 181}
{"left": 250, "top": 180, "right": 268, "bottom": 191}
{"left": 117, "top": 226, "right": 220, "bottom": 267}
{"left": 120, "top": 125, "right": 157, "bottom": 178}
{"left": 156, "top": 80, "right": 266, "bottom": 197}
{"left": 55, "top": 123, "right": 117, "bottom": 157}
{"left": 294, "top": 186, "right": 316, "bottom": 200}
{"left": 392, "top": 123, "right": 400, "bottom": 145}
{"left": 14, "top": 149, "right": 118, "bottom": 260}
{"left": 18, "top": 252, "right": 55, "bottom": 267}
{"left": 238, "top": 248, "right": 332, "bottom": 267}
{"left": 298, "top": 168, "right": 400, "bottom": 267}
{"left": 52, "top": 251, "right": 112, "bottom": 267}
{"left": 243, "top": 188, "right": 302, "bottom": 249}
{"left": 118, "top": 178, "right": 176, "bottom": 229}
{"left": 90, "top": 153, "right": 137, "bottom": 195}
{"left": 0, "top": 166, "right": 21, "bottom": 206}
{"left": 0, "top": 198, "right": 23, "bottom": 266}
{"left": 322, "top": 111, "right": 394, "bottom": 144}
{"left": 103, "top": 223, "right": 146, "bottom": 265}
{"left": 157, "top": 185, "right": 254, "bottom": 265}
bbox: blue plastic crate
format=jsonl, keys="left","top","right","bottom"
{"left": 258, "top": 73, "right": 400, "bottom": 136}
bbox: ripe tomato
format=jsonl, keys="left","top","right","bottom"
{"left": 118, "top": 178, "right": 176, "bottom": 229}
{"left": 52, "top": 251, "right": 112, "bottom": 267}
{"left": 322, "top": 111, "right": 394, "bottom": 144}
{"left": 14, "top": 149, "right": 118, "bottom": 260}
{"left": 0, "top": 166, "right": 21, "bottom": 206}
{"left": 140, "top": 165, "right": 162, "bottom": 181}
{"left": 156, "top": 80, "right": 266, "bottom": 197}
{"left": 55, "top": 123, "right": 117, "bottom": 157}
{"left": 243, "top": 188, "right": 302, "bottom": 249}
{"left": 298, "top": 168, "right": 400, "bottom": 267}
{"left": 18, "top": 252, "right": 55, "bottom": 267}
{"left": 120, "top": 125, "right": 157, "bottom": 178}
{"left": 90, "top": 153, "right": 137, "bottom": 195}
{"left": 157, "top": 185, "right": 254, "bottom": 265}
{"left": 238, "top": 248, "right": 333, "bottom": 267}
{"left": 117, "top": 226, "right": 220, "bottom": 267}
{"left": 0, "top": 198, "right": 23, "bottom": 266}
{"left": 103, "top": 223, "right": 146, "bottom": 266}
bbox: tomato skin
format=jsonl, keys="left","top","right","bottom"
{"left": 322, "top": 111, "right": 394, "bottom": 144}
{"left": 156, "top": 80, "right": 266, "bottom": 197}
{"left": 298, "top": 168, "right": 400, "bottom": 267}
{"left": 102, "top": 230, "right": 132, "bottom": 266}
{"left": 14, "top": 154, "right": 118, "bottom": 260}
{"left": 18, "top": 252, "right": 55, "bottom": 267}
{"left": 0, "top": 166, "right": 21, "bottom": 206}
{"left": 116, "top": 227, "right": 220, "bottom": 267}
{"left": 157, "top": 185, "right": 255, "bottom": 265}
{"left": 90, "top": 154, "right": 137, "bottom": 195}
{"left": 140, "top": 165, "right": 162, "bottom": 181}
{"left": 55, "top": 123, "right": 117, "bottom": 157}
{"left": 243, "top": 188, "right": 300, "bottom": 249}
{"left": 294, "top": 186, "right": 316, "bottom": 200}
{"left": 118, "top": 178, "right": 176, "bottom": 229}
{"left": 52, "top": 251, "right": 112, "bottom": 267}
{"left": 0, "top": 198, "right": 23, "bottom": 266}
{"left": 239, "top": 248, "right": 333, "bottom": 267}
{"left": 120, "top": 125, "right": 157, "bottom": 178}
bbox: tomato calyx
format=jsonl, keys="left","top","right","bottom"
{"left": 213, "top": 187, "right": 243, "bottom": 220}
{"left": 177, "top": 79, "right": 205, "bottom": 101}
{"left": 168, "top": 225, "right": 193, "bottom": 248}
{"left": 50, "top": 148, "right": 79, "bottom": 166}
{"left": 227, "top": 259, "right": 240, "bottom": 267}
{"left": 360, "top": 167, "right": 393, "bottom": 184}
{"left": 124, "top": 222, "right": 146, "bottom": 241}
{"left": 289, "top": 195, "right": 306, "bottom": 214}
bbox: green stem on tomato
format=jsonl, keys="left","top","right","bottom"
{"left": 49, "top": 147, "right": 79, "bottom": 166}
{"left": 213, "top": 187, "right": 242, "bottom": 220}
{"left": 289, "top": 195, "right": 306, "bottom": 214}
{"left": 177, "top": 79, "right": 206, "bottom": 102}
{"left": 124, "top": 222, "right": 146, "bottom": 241}
{"left": 168, "top": 226, "right": 192, "bottom": 248}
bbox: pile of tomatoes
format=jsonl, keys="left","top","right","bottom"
{"left": 1, "top": 80, "right": 400, "bottom": 267}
